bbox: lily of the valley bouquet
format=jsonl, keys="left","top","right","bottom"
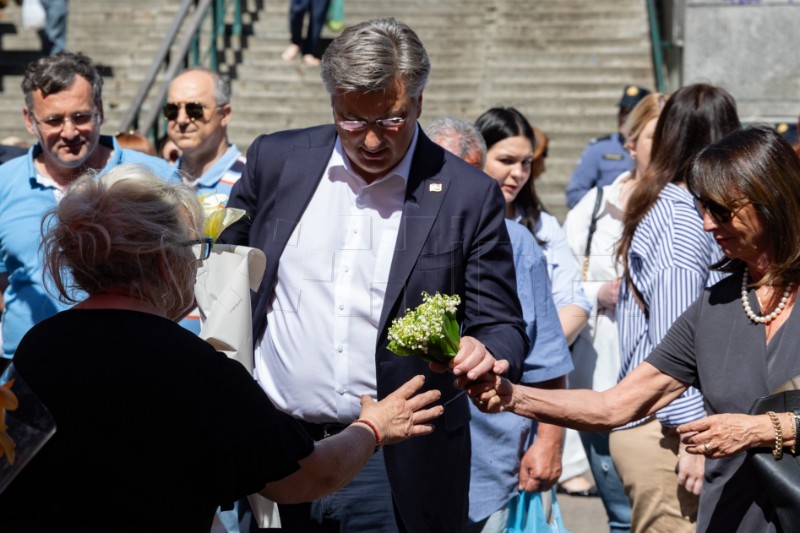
{"left": 387, "top": 292, "right": 461, "bottom": 365}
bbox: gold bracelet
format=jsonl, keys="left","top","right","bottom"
{"left": 790, "top": 412, "right": 797, "bottom": 455}
{"left": 767, "top": 411, "right": 783, "bottom": 460}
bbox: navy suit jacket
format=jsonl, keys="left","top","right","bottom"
{"left": 0, "top": 145, "right": 26, "bottom": 164}
{"left": 223, "top": 125, "right": 528, "bottom": 531}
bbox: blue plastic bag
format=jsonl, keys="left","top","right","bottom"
{"left": 507, "top": 488, "right": 571, "bottom": 533}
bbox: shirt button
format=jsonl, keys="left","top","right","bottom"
{"left": 338, "top": 304, "right": 344, "bottom": 310}
{"left": 337, "top": 345, "right": 344, "bottom": 353}
{"left": 336, "top": 386, "right": 346, "bottom": 395}
{"left": 344, "top": 266, "right": 349, "bottom": 273}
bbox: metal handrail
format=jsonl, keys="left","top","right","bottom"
{"left": 645, "top": 0, "right": 667, "bottom": 93}
{"left": 118, "top": 0, "right": 242, "bottom": 141}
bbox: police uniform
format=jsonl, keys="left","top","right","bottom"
{"left": 565, "top": 132, "right": 631, "bottom": 208}
{"left": 775, "top": 121, "right": 799, "bottom": 147}
{"left": 565, "top": 85, "right": 651, "bottom": 208}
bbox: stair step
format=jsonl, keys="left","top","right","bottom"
{"left": 0, "top": 0, "right": 654, "bottom": 220}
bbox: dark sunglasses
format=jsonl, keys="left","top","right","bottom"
{"left": 163, "top": 102, "right": 206, "bottom": 121}
{"left": 693, "top": 194, "right": 749, "bottom": 224}
{"left": 183, "top": 237, "right": 213, "bottom": 261}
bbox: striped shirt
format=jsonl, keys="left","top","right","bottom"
{"left": 616, "top": 183, "right": 724, "bottom": 428}
{"left": 178, "top": 144, "right": 245, "bottom": 197}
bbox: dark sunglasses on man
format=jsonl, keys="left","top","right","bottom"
{"left": 162, "top": 102, "right": 207, "bottom": 121}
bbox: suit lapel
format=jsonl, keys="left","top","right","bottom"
{"left": 378, "top": 133, "right": 449, "bottom": 335}
{"left": 268, "top": 127, "right": 337, "bottom": 252}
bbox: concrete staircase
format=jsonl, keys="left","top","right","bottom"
{"left": 230, "top": 0, "right": 654, "bottom": 217}
{"left": 0, "top": 0, "right": 654, "bottom": 218}
{"left": 0, "top": 0, "right": 182, "bottom": 143}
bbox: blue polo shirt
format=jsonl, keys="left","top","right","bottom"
{"left": 0, "top": 135, "right": 179, "bottom": 358}
{"left": 467, "top": 220, "right": 573, "bottom": 523}
{"left": 177, "top": 144, "right": 245, "bottom": 198}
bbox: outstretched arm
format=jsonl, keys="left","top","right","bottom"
{"left": 467, "top": 361, "right": 689, "bottom": 431}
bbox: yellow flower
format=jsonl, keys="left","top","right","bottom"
{"left": 198, "top": 194, "right": 247, "bottom": 243}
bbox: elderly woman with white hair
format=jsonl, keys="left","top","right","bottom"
{"left": 0, "top": 164, "right": 442, "bottom": 532}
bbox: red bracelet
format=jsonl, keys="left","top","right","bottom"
{"left": 353, "top": 419, "right": 382, "bottom": 452}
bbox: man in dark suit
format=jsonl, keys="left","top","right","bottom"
{"left": 223, "top": 18, "right": 528, "bottom": 532}
{"left": 0, "top": 144, "right": 26, "bottom": 164}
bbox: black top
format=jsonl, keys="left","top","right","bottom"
{"left": 647, "top": 272, "right": 800, "bottom": 532}
{"left": 0, "top": 309, "right": 314, "bottom": 532}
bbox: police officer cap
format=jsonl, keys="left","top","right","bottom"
{"left": 617, "top": 85, "right": 651, "bottom": 110}
{"left": 775, "top": 122, "right": 799, "bottom": 146}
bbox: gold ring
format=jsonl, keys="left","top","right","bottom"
{"left": 703, "top": 442, "right": 712, "bottom": 457}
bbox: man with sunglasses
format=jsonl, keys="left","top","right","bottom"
{"left": 164, "top": 67, "right": 245, "bottom": 337}
{"left": 0, "top": 51, "right": 177, "bottom": 361}
{"left": 164, "top": 67, "right": 244, "bottom": 198}
{"left": 223, "top": 18, "right": 527, "bottom": 533}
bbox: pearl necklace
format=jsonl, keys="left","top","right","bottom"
{"left": 741, "top": 272, "right": 793, "bottom": 324}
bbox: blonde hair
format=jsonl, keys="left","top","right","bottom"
{"left": 41, "top": 164, "right": 203, "bottom": 320}
{"left": 623, "top": 92, "right": 667, "bottom": 146}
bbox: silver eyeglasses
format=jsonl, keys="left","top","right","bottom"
{"left": 31, "top": 111, "right": 98, "bottom": 131}
{"left": 336, "top": 117, "right": 407, "bottom": 132}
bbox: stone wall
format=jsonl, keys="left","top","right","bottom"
{"left": 682, "top": 0, "right": 800, "bottom": 122}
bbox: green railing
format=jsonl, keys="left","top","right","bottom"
{"left": 646, "top": 0, "right": 667, "bottom": 93}
{"left": 117, "top": 0, "right": 242, "bottom": 143}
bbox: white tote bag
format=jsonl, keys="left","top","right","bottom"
{"left": 21, "top": 0, "right": 46, "bottom": 30}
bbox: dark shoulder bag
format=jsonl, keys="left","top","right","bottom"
{"left": 748, "top": 376, "right": 800, "bottom": 530}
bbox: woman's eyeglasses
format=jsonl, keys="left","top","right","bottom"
{"left": 693, "top": 194, "right": 749, "bottom": 224}
{"left": 162, "top": 102, "right": 207, "bottom": 121}
{"left": 184, "top": 238, "right": 213, "bottom": 261}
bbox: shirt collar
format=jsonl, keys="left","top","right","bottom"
{"left": 178, "top": 145, "right": 241, "bottom": 187}
{"left": 30, "top": 135, "right": 118, "bottom": 191}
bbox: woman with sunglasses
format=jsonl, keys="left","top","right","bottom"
{"left": 608, "top": 84, "right": 738, "bottom": 532}
{"left": 469, "top": 125, "right": 800, "bottom": 533}
{"left": 0, "top": 164, "right": 443, "bottom": 531}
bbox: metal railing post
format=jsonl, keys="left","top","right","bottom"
{"left": 646, "top": 0, "right": 667, "bottom": 93}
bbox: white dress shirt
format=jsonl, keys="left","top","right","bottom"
{"left": 254, "top": 128, "right": 419, "bottom": 423}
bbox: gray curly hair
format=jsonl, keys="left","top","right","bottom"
{"left": 41, "top": 164, "right": 203, "bottom": 321}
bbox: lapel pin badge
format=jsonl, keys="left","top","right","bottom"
{"left": 429, "top": 183, "right": 443, "bottom": 192}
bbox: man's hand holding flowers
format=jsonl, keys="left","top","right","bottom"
{"left": 387, "top": 292, "right": 509, "bottom": 384}
{"left": 444, "top": 336, "right": 509, "bottom": 383}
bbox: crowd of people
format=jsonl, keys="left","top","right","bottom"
{"left": 0, "top": 12, "right": 800, "bottom": 533}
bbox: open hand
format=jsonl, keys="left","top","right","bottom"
{"left": 358, "top": 375, "right": 444, "bottom": 446}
